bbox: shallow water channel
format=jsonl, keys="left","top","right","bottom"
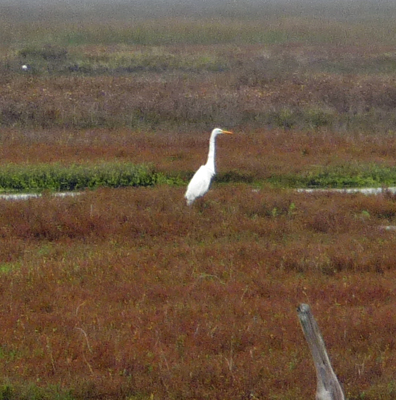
{"left": 0, "top": 192, "right": 81, "bottom": 201}
{"left": 2, "top": 187, "right": 396, "bottom": 201}
{"left": 296, "top": 187, "right": 396, "bottom": 195}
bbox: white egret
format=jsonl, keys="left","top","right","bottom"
{"left": 185, "top": 128, "right": 232, "bottom": 205}
{"left": 21, "top": 65, "right": 29, "bottom": 71}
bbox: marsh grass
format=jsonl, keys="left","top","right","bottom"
{"left": 2, "top": 2, "right": 396, "bottom": 133}
{"left": 1, "top": 187, "right": 396, "bottom": 399}
{"left": 2, "top": 150, "right": 396, "bottom": 192}
{"left": 2, "top": 1, "right": 396, "bottom": 399}
{"left": 265, "top": 163, "right": 396, "bottom": 189}
{"left": 0, "top": 162, "right": 159, "bottom": 192}
{"left": 2, "top": 129, "right": 396, "bottom": 192}
{"left": 3, "top": 54, "right": 396, "bottom": 132}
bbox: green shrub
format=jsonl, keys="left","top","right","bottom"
{"left": 267, "top": 163, "right": 396, "bottom": 188}
{"left": 0, "top": 163, "right": 159, "bottom": 192}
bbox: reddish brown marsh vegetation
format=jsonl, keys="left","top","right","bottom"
{"left": 2, "top": 1, "right": 396, "bottom": 399}
{"left": 1, "top": 187, "right": 396, "bottom": 399}
{"left": 2, "top": 128, "right": 396, "bottom": 179}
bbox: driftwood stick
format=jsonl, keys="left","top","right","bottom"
{"left": 297, "top": 304, "right": 345, "bottom": 400}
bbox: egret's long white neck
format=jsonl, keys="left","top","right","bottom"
{"left": 205, "top": 131, "right": 218, "bottom": 174}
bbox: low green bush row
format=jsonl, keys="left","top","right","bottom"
{"left": 0, "top": 162, "right": 395, "bottom": 192}
{"left": 0, "top": 163, "right": 159, "bottom": 192}
{"left": 267, "top": 163, "right": 396, "bottom": 188}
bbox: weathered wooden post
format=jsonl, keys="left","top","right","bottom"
{"left": 297, "top": 304, "right": 345, "bottom": 400}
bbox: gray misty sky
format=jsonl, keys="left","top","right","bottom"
{"left": 2, "top": 0, "right": 396, "bottom": 23}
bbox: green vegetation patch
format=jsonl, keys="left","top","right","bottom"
{"left": 1, "top": 162, "right": 395, "bottom": 192}
{"left": 268, "top": 163, "right": 396, "bottom": 188}
{"left": 13, "top": 45, "right": 229, "bottom": 75}
{"left": 0, "top": 163, "right": 159, "bottom": 192}
{"left": 0, "top": 380, "right": 74, "bottom": 400}
{"left": 0, "top": 262, "right": 20, "bottom": 274}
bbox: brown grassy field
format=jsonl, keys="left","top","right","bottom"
{"left": 2, "top": 185, "right": 396, "bottom": 400}
{"left": 2, "top": 1, "right": 396, "bottom": 399}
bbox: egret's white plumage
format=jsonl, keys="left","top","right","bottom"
{"left": 185, "top": 128, "right": 232, "bottom": 205}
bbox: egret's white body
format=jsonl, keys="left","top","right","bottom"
{"left": 185, "top": 128, "right": 232, "bottom": 205}
{"left": 21, "top": 65, "right": 28, "bottom": 71}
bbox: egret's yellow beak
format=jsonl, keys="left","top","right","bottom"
{"left": 222, "top": 130, "right": 233, "bottom": 134}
